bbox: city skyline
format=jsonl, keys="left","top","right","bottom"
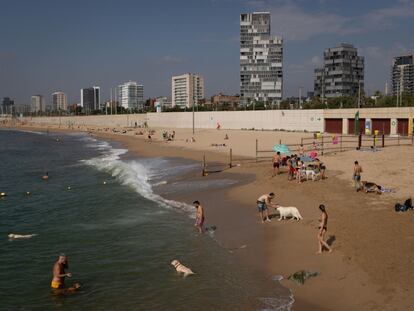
{"left": 2, "top": 0, "right": 414, "bottom": 105}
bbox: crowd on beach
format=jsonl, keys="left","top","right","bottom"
{"left": 272, "top": 144, "right": 326, "bottom": 183}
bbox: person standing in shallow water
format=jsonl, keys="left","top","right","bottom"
{"left": 317, "top": 204, "right": 332, "bottom": 254}
{"left": 51, "top": 254, "right": 72, "bottom": 289}
{"left": 193, "top": 201, "right": 204, "bottom": 234}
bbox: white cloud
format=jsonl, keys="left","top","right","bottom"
{"left": 288, "top": 55, "right": 324, "bottom": 73}
{"left": 310, "top": 55, "right": 322, "bottom": 66}
{"left": 249, "top": 0, "right": 414, "bottom": 41}
{"left": 156, "top": 55, "right": 183, "bottom": 65}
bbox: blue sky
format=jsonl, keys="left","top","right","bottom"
{"left": 1, "top": 0, "right": 414, "bottom": 105}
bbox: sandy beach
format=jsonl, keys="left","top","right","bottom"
{"left": 5, "top": 122, "right": 414, "bottom": 310}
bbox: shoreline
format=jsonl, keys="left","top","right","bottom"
{"left": 4, "top": 125, "right": 414, "bottom": 311}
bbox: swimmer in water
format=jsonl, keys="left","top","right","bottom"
{"left": 42, "top": 172, "right": 49, "bottom": 180}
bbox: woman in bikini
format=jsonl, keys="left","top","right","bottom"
{"left": 317, "top": 204, "right": 332, "bottom": 254}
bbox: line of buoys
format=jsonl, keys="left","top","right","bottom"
{"left": 1, "top": 180, "right": 109, "bottom": 199}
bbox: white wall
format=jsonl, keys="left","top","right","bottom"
{"left": 148, "top": 110, "right": 324, "bottom": 132}
{"left": 20, "top": 114, "right": 147, "bottom": 128}
{"left": 12, "top": 107, "right": 414, "bottom": 134}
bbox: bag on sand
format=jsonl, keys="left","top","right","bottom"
{"left": 394, "top": 198, "right": 413, "bottom": 212}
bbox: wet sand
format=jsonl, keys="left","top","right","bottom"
{"left": 5, "top": 123, "right": 414, "bottom": 310}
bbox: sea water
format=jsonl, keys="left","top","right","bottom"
{"left": 0, "top": 129, "right": 293, "bottom": 310}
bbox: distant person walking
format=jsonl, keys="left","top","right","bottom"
{"left": 316, "top": 204, "right": 332, "bottom": 254}
{"left": 193, "top": 201, "right": 205, "bottom": 234}
{"left": 353, "top": 161, "right": 363, "bottom": 192}
{"left": 272, "top": 152, "right": 281, "bottom": 176}
{"left": 257, "top": 193, "right": 276, "bottom": 223}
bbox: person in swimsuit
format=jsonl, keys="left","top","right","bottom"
{"left": 353, "top": 161, "right": 363, "bottom": 192}
{"left": 257, "top": 193, "right": 276, "bottom": 223}
{"left": 315, "top": 158, "right": 326, "bottom": 179}
{"left": 317, "top": 204, "right": 332, "bottom": 254}
{"left": 51, "top": 254, "right": 72, "bottom": 289}
{"left": 193, "top": 201, "right": 205, "bottom": 234}
{"left": 287, "top": 159, "right": 295, "bottom": 181}
{"left": 296, "top": 160, "right": 303, "bottom": 183}
{"left": 272, "top": 152, "right": 281, "bottom": 176}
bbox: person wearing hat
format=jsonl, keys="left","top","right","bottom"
{"left": 256, "top": 192, "right": 276, "bottom": 223}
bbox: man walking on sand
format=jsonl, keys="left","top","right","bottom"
{"left": 353, "top": 161, "right": 363, "bottom": 192}
{"left": 257, "top": 193, "right": 276, "bottom": 223}
{"left": 193, "top": 201, "right": 204, "bottom": 234}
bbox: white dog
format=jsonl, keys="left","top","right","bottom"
{"left": 305, "top": 169, "right": 320, "bottom": 181}
{"left": 276, "top": 206, "right": 303, "bottom": 221}
{"left": 8, "top": 234, "right": 37, "bottom": 240}
{"left": 171, "top": 260, "right": 195, "bottom": 277}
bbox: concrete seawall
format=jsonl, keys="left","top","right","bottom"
{"left": 10, "top": 110, "right": 324, "bottom": 132}
{"left": 2, "top": 107, "right": 414, "bottom": 134}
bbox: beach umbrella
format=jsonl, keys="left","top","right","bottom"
{"left": 273, "top": 144, "right": 291, "bottom": 154}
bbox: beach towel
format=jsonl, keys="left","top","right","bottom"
{"left": 380, "top": 187, "right": 396, "bottom": 193}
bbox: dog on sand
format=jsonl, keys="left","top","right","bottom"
{"left": 361, "top": 181, "right": 382, "bottom": 194}
{"left": 171, "top": 260, "right": 195, "bottom": 277}
{"left": 276, "top": 206, "right": 303, "bottom": 221}
{"left": 305, "top": 169, "right": 320, "bottom": 181}
{"left": 8, "top": 234, "right": 37, "bottom": 240}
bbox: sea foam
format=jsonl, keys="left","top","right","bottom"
{"left": 81, "top": 137, "right": 195, "bottom": 217}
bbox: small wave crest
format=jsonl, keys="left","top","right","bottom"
{"left": 5, "top": 129, "right": 46, "bottom": 135}
{"left": 259, "top": 275, "right": 295, "bottom": 311}
{"left": 260, "top": 295, "right": 295, "bottom": 311}
{"left": 81, "top": 141, "right": 194, "bottom": 217}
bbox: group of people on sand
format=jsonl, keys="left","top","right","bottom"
{"left": 162, "top": 130, "right": 175, "bottom": 141}
{"left": 272, "top": 151, "right": 326, "bottom": 182}
{"left": 256, "top": 192, "right": 332, "bottom": 254}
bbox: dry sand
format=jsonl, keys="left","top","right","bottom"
{"left": 5, "top": 123, "right": 414, "bottom": 311}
